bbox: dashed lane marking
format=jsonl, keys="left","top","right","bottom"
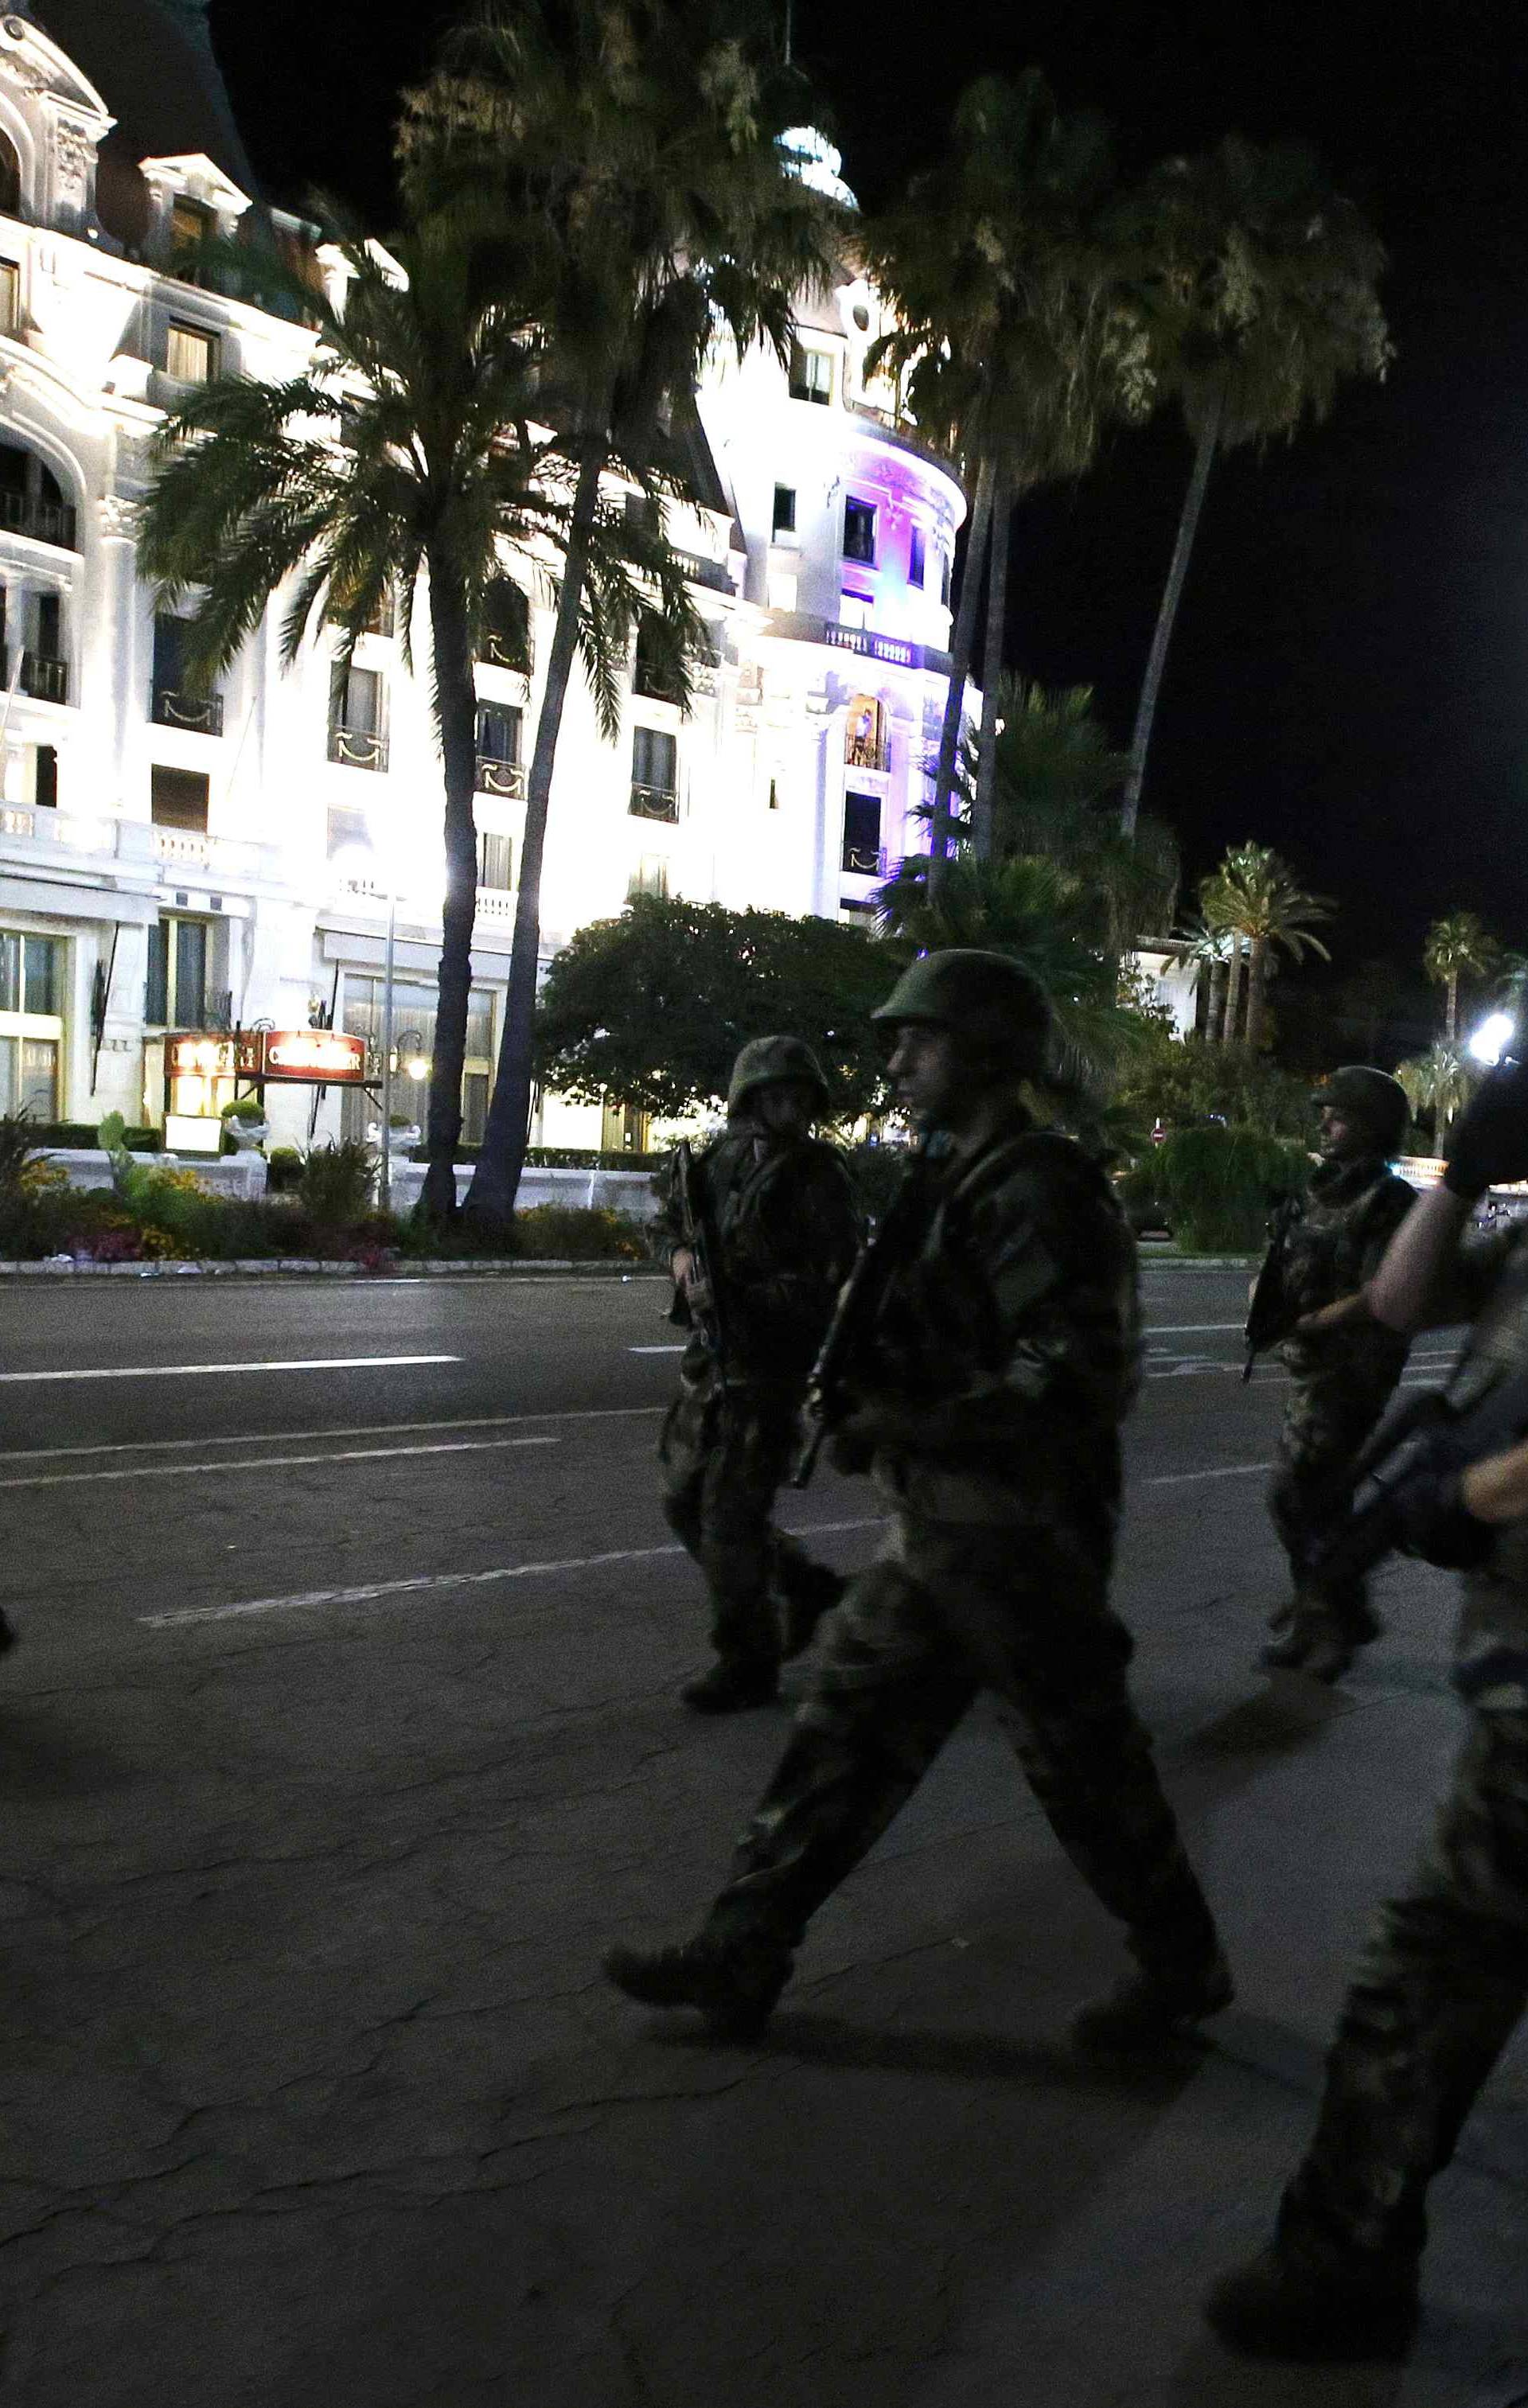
{"left": 0, "top": 1405, "right": 665, "bottom": 1467}
{"left": 0, "top": 1433, "right": 559, "bottom": 1491}
{"left": 0, "top": 1354, "right": 461, "bottom": 1384}
{"left": 138, "top": 1517, "right": 886, "bottom": 1630}
{"left": 1144, "top": 1460, "right": 1272, "bottom": 1486}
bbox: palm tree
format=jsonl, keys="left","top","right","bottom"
{"left": 1423, "top": 910, "right": 1498, "bottom": 1043}
{"left": 1395, "top": 1042, "right": 1471, "bottom": 1143}
{"left": 1179, "top": 911, "right": 1235, "bottom": 1042}
{"left": 400, "top": 0, "right": 838, "bottom": 1224}
{"left": 875, "top": 852, "right": 1154, "bottom": 1090}
{"left": 138, "top": 211, "right": 680, "bottom": 1222}
{"left": 864, "top": 73, "right": 1152, "bottom": 871}
{"left": 1204, "top": 842, "right": 1333, "bottom": 1047}
{"left": 1118, "top": 138, "right": 1390, "bottom": 837}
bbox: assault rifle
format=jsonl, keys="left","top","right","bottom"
{"left": 1310, "top": 1367, "right": 1528, "bottom": 1589}
{"left": 667, "top": 1139, "right": 730, "bottom": 1386}
{"left": 1242, "top": 1194, "right": 1304, "bottom": 1382}
{"left": 792, "top": 1143, "right": 930, "bottom": 1489}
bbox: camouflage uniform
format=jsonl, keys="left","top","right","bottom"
{"left": 691, "top": 1112, "right": 1225, "bottom": 1993}
{"left": 657, "top": 1113, "right": 860, "bottom": 1681}
{"left": 1275, "top": 1222, "right": 1528, "bottom": 2279}
{"left": 1268, "top": 1154, "right": 1416, "bottom": 1650}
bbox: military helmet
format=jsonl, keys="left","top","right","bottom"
{"left": 871, "top": 949, "right": 1051, "bottom": 1071}
{"left": 1316, "top": 1065, "right": 1409, "bottom": 1155}
{"left": 727, "top": 1034, "right": 831, "bottom": 1116}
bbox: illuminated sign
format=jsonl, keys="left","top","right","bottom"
{"left": 258, "top": 1030, "right": 368, "bottom": 1084}
{"left": 168, "top": 1034, "right": 236, "bottom": 1078}
{"left": 824, "top": 625, "right": 921, "bottom": 670}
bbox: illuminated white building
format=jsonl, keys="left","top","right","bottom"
{"left": 0, "top": 11, "right": 969, "bottom": 1154}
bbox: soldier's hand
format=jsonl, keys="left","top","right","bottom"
{"left": 1296, "top": 1292, "right": 1373, "bottom": 1335}
{"left": 1444, "top": 1059, "right": 1528, "bottom": 1198}
{"left": 671, "top": 1246, "right": 697, "bottom": 1293}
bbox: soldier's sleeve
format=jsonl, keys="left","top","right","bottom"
{"left": 1355, "top": 1173, "right": 1421, "bottom": 1284}
{"left": 650, "top": 1146, "right": 686, "bottom": 1259}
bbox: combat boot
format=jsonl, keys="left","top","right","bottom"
{"left": 1071, "top": 1951, "right": 1234, "bottom": 2055}
{"left": 602, "top": 1935, "right": 792, "bottom": 2040}
{"left": 1204, "top": 2244, "right": 1419, "bottom": 2361}
{"left": 679, "top": 1659, "right": 778, "bottom": 1712}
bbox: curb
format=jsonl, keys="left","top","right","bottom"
{"left": 0, "top": 1258, "right": 664, "bottom": 1282}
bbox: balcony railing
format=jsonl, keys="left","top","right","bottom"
{"left": 673, "top": 550, "right": 734, "bottom": 594}
{"left": 0, "top": 489, "right": 77, "bottom": 549}
{"left": 840, "top": 844, "right": 887, "bottom": 878}
{"left": 21, "top": 651, "right": 68, "bottom": 704}
{"left": 480, "top": 630, "right": 530, "bottom": 672}
{"left": 474, "top": 886, "right": 516, "bottom": 919}
{"left": 152, "top": 825, "right": 213, "bottom": 863}
{"left": 845, "top": 734, "right": 888, "bottom": 772}
{"left": 629, "top": 782, "right": 679, "bottom": 824}
{"left": 474, "top": 754, "right": 526, "bottom": 800}
{"left": 328, "top": 724, "right": 388, "bottom": 771}
{"left": 154, "top": 685, "right": 224, "bottom": 735}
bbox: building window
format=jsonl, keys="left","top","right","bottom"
{"left": 838, "top": 590, "right": 871, "bottom": 631}
{"left": 339, "top": 976, "right": 494, "bottom": 1142}
{"left": 788, "top": 341, "right": 833, "bottom": 405}
{"left": 0, "top": 261, "right": 18, "bottom": 338}
{"left": 843, "top": 498, "right": 876, "bottom": 563}
{"left": 29, "top": 744, "right": 56, "bottom": 810}
{"left": 327, "top": 804, "right": 372, "bottom": 865}
{"left": 328, "top": 664, "right": 388, "bottom": 770}
{"left": 169, "top": 197, "right": 213, "bottom": 275}
{"left": 146, "top": 915, "right": 212, "bottom": 1028}
{"left": 939, "top": 547, "right": 952, "bottom": 608}
{"left": 475, "top": 702, "right": 524, "bottom": 797}
{"left": 841, "top": 790, "right": 883, "bottom": 876}
{"left": 772, "top": 484, "right": 797, "bottom": 537}
{"left": 0, "top": 133, "right": 19, "bottom": 220}
{"left": 166, "top": 322, "right": 218, "bottom": 385}
{"left": 479, "top": 577, "right": 529, "bottom": 671}
{"left": 153, "top": 615, "right": 223, "bottom": 734}
{"left": 0, "top": 444, "right": 75, "bottom": 551}
{"left": 845, "top": 696, "right": 887, "bottom": 773}
{"left": 628, "top": 854, "right": 669, "bottom": 899}
{"left": 630, "top": 726, "right": 678, "bottom": 820}
{"left": 150, "top": 766, "right": 209, "bottom": 833}
{"left": 633, "top": 613, "right": 684, "bottom": 704}
{"left": 0, "top": 931, "right": 61, "bottom": 1117}
{"left": 476, "top": 831, "right": 513, "bottom": 892}
{"left": 908, "top": 527, "right": 926, "bottom": 589}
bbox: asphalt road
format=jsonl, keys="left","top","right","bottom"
{"left": 1, "top": 1268, "right": 1521, "bottom": 2408}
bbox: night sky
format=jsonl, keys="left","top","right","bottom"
{"left": 209, "top": 0, "right": 1528, "bottom": 984}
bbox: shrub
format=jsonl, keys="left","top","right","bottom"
{"left": 298, "top": 1140, "right": 376, "bottom": 1225}
{"left": 511, "top": 1204, "right": 647, "bottom": 1260}
{"left": 1155, "top": 1124, "right": 1310, "bottom": 1253}
{"left": 0, "top": 1110, "right": 41, "bottom": 1199}
{"left": 220, "top": 1094, "right": 267, "bottom": 1123}
{"left": 266, "top": 1145, "right": 303, "bottom": 1194}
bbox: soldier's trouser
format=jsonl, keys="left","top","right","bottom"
{"left": 660, "top": 1381, "right": 839, "bottom": 1670}
{"left": 1269, "top": 1377, "right": 1401, "bottom": 1638}
{"left": 1278, "top": 1705, "right": 1528, "bottom": 2269}
{"left": 702, "top": 1515, "right": 1221, "bottom": 1975}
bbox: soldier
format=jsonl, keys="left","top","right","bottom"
{"left": 1261, "top": 1066, "right": 1417, "bottom": 1681}
{"left": 606, "top": 951, "right": 1230, "bottom": 2050}
{"left": 659, "top": 1035, "right": 860, "bottom": 1713}
{"left": 1206, "top": 1061, "right": 1528, "bottom": 2359}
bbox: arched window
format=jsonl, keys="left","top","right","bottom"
{"left": 844, "top": 694, "right": 887, "bottom": 773}
{"left": 0, "top": 443, "right": 75, "bottom": 549}
{"left": 0, "top": 132, "right": 20, "bottom": 220}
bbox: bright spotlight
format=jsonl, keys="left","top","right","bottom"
{"left": 1469, "top": 1012, "right": 1516, "bottom": 1066}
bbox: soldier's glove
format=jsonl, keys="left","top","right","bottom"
{"left": 1395, "top": 1463, "right": 1497, "bottom": 1570}
{"left": 1443, "top": 1060, "right": 1528, "bottom": 1199}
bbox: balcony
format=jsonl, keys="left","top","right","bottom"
{"left": 150, "top": 824, "right": 271, "bottom": 885}
{"left": 840, "top": 843, "right": 887, "bottom": 878}
{"left": 0, "top": 489, "right": 77, "bottom": 550}
{"left": 20, "top": 651, "right": 68, "bottom": 704}
{"left": 846, "top": 732, "right": 888, "bottom": 773}
{"left": 629, "top": 782, "right": 679, "bottom": 824}
{"left": 474, "top": 754, "right": 526, "bottom": 800}
{"left": 479, "top": 629, "right": 530, "bottom": 672}
{"left": 474, "top": 886, "right": 516, "bottom": 920}
{"left": 328, "top": 724, "right": 388, "bottom": 772}
{"left": 154, "top": 685, "right": 224, "bottom": 736}
{"left": 673, "top": 550, "right": 735, "bottom": 594}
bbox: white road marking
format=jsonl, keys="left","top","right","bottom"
{"left": 1144, "top": 1460, "right": 1273, "bottom": 1486}
{"left": 0, "top": 1354, "right": 461, "bottom": 1385}
{"left": 0, "top": 1434, "right": 559, "bottom": 1491}
{"left": 1143, "top": 1323, "right": 1244, "bottom": 1336}
{"left": 139, "top": 1517, "right": 885, "bottom": 1630}
{"left": 0, "top": 1405, "right": 665, "bottom": 1467}
{"left": 628, "top": 1344, "right": 686, "bottom": 1354}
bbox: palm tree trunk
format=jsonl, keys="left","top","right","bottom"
{"left": 1223, "top": 931, "right": 1245, "bottom": 1045}
{"left": 1120, "top": 397, "right": 1222, "bottom": 840}
{"left": 1206, "top": 951, "right": 1228, "bottom": 1042}
{"left": 1446, "top": 970, "right": 1458, "bottom": 1044}
{"left": 419, "top": 558, "right": 481, "bottom": 1224}
{"left": 972, "top": 466, "right": 1011, "bottom": 861}
{"left": 1245, "top": 935, "right": 1269, "bottom": 1050}
{"left": 927, "top": 454, "right": 994, "bottom": 891}
{"left": 466, "top": 445, "right": 603, "bottom": 1225}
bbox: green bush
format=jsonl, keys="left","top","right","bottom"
{"left": 23, "top": 1121, "right": 162, "bottom": 1151}
{"left": 511, "top": 1204, "right": 648, "bottom": 1260}
{"left": 1155, "top": 1124, "right": 1310, "bottom": 1253}
{"left": 266, "top": 1145, "right": 303, "bottom": 1194}
{"left": 298, "top": 1140, "right": 376, "bottom": 1225}
{"left": 220, "top": 1094, "right": 267, "bottom": 1123}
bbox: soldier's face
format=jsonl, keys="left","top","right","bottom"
{"left": 752, "top": 1081, "right": 817, "bottom": 1137}
{"left": 1318, "top": 1107, "right": 1362, "bottom": 1160}
{"left": 887, "top": 1023, "right": 973, "bottom": 1127}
